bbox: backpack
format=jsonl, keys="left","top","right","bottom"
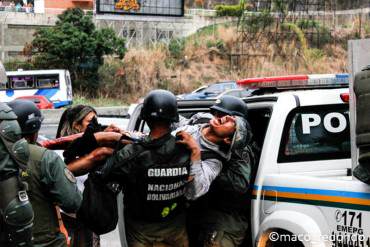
{"left": 0, "top": 102, "right": 33, "bottom": 246}
{"left": 76, "top": 135, "right": 141, "bottom": 235}
{"left": 76, "top": 171, "right": 121, "bottom": 235}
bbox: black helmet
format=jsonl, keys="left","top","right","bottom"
{"left": 210, "top": 95, "right": 248, "bottom": 118}
{"left": 7, "top": 99, "right": 44, "bottom": 135}
{"left": 140, "top": 90, "right": 179, "bottom": 122}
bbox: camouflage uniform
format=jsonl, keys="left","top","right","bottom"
{"left": 25, "top": 144, "right": 82, "bottom": 246}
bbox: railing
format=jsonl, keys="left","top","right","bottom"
{"left": 185, "top": 8, "right": 216, "bottom": 17}
{"left": 0, "top": 6, "right": 34, "bottom": 13}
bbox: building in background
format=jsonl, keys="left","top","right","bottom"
{"left": 0, "top": 0, "right": 92, "bottom": 14}
{"left": 44, "top": 0, "right": 93, "bottom": 14}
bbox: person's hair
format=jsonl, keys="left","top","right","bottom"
{"left": 56, "top": 105, "right": 97, "bottom": 138}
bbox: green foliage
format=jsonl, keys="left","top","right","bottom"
{"left": 240, "top": 10, "right": 274, "bottom": 33}
{"left": 305, "top": 48, "right": 325, "bottom": 61}
{"left": 31, "top": 8, "right": 126, "bottom": 93}
{"left": 73, "top": 93, "right": 124, "bottom": 106}
{"left": 281, "top": 22, "right": 308, "bottom": 51}
{"left": 194, "top": 25, "right": 216, "bottom": 37}
{"left": 206, "top": 39, "right": 225, "bottom": 50}
{"left": 215, "top": 4, "right": 243, "bottom": 17}
{"left": 296, "top": 19, "right": 331, "bottom": 47}
{"left": 97, "top": 60, "right": 130, "bottom": 99}
{"left": 365, "top": 24, "right": 370, "bottom": 36}
{"left": 316, "top": 26, "right": 331, "bottom": 46}
{"left": 164, "top": 58, "right": 176, "bottom": 69}
{"left": 4, "top": 59, "right": 35, "bottom": 71}
{"left": 297, "top": 19, "right": 320, "bottom": 29}
{"left": 168, "top": 38, "right": 186, "bottom": 59}
{"left": 272, "top": 0, "right": 288, "bottom": 17}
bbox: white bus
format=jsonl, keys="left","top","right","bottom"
{"left": 1, "top": 69, "right": 73, "bottom": 108}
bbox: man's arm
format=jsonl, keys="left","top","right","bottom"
{"left": 67, "top": 147, "right": 114, "bottom": 176}
{"left": 175, "top": 130, "right": 222, "bottom": 200}
{"left": 40, "top": 150, "right": 82, "bottom": 213}
{"left": 185, "top": 158, "right": 222, "bottom": 200}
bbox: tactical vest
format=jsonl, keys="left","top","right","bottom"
{"left": 0, "top": 103, "right": 33, "bottom": 247}
{"left": 24, "top": 144, "right": 65, "bottom": 246}
{"left": 124, "top": 136, "right": 191, "bottom": 222}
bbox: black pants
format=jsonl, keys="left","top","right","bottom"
{"left": 62, "top": 213, "right": 99, "bottom": 247}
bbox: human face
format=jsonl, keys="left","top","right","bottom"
{"left": 73, "top": 111, "right": 97, "bottom": 133}
{"left": 211, "top": 110, "right": 227, "bottom": 118}
{"left": 209, "top": 115, "right": 236, "bottom": 139}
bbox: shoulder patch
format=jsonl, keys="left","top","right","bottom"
{"left": 64, "top": 168, "right": 77, "bottom": 183}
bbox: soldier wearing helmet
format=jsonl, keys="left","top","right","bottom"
{"left": 210, "top": 95, "right": 248, "bottom": 119}
{"left": 100, "top": 90, "right": 200, "bottom": 247}
{"left": 0, "top": 62, "right": 34, "bottom": 247}
{"left": 7, "top": 99, "right": 82, "bottom": 246}
{"left": 179, "top": 95, "right": 256, "bottom": 247}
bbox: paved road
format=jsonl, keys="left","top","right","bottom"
{"left": 40, "top": 119, "right": 127, "bottom": 247}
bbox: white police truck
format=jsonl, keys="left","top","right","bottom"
{"left": 124, "top": 73, "right": 370, "bottom": 247}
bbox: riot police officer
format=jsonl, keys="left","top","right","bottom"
{"left": 8, "top": 99, "right": 82, "bottom": 247}
{"left": 0, "top": 62, "right": 33, "bottom": 247}
{"left": 100, "top": 90, "right": 199, "bottom": 247}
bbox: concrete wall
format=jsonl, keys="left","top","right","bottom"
{"left": 0, "top": 12, "right": 57, "bottom": 61}
{"left": 95, "top": 13, "right": 233, "bottom": 47}
{"left": 0, "top": 10, "right": 230, "bottom": 60}
{"left": 1, "top": 8, "right": 370, "bottom": 61}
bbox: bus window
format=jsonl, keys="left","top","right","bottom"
{"left": 9, "top": 76, "right": 34, "bottom": 89}
{"left": 2, "top": 70, "right": 72, "bottom": 108}
{"left": 36, "top": 74, "right": 60, "bottom": 88}
{"left": 0, "top": 81, "right": 8, "bottom": 90}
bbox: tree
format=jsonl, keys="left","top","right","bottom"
{"left": 31, "top": 8, "right": 126, "bottom": 93}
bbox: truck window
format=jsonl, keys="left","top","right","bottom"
{"left": 278, "top": 104, "right": 350, "bottom": 163}
{"left": 248, "top": 108, "right": 272, "bottom": 150}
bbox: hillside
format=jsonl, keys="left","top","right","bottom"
{"left": 96, "top": 23, "right": 350, "bottom": 103}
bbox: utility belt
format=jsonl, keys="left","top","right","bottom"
{"left": 0, "top": 176, "right": 34, "bottom": 247}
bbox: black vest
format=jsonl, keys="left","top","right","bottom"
{"left": 124, "top": 134, "right": 191, "bottom": 222}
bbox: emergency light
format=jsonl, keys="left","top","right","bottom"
{"left": 237, "top": 74, "right": 349, "bottom": 89}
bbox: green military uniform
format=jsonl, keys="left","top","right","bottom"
{"left": 101, "top": 133, "right": 191, "bottom": 247}
{"left": 25, "top": 144, "right": 82, "bottom": 247}
{"left": 0, "top": 102, "right": 33, "bottom": 247}
{"left": 189, "top": 138, "right": 256, "bottom": 247}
